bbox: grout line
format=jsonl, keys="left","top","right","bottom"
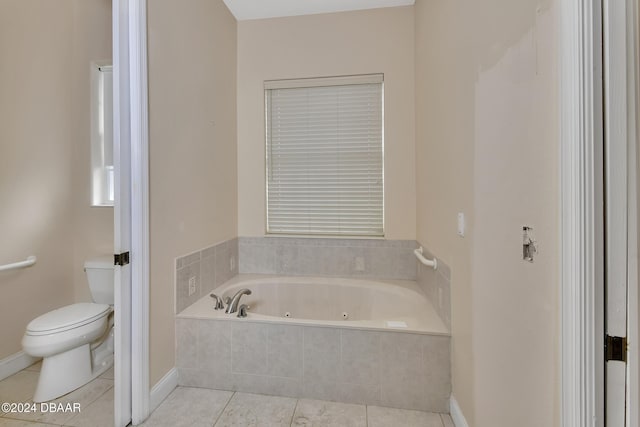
{"left": 289, "top": 398, "right": 300, "bottom": 427}
{"left": 212, "top": 391, "right": 235, "bottom": 427}
{"left": 365, "top": 404, "right": 369, "bottom": 427}
{"left": 441, "top": 412, "right": 454, "bottom": 427}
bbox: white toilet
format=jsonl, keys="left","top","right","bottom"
{"left": 22, "top": 256, "right": 115, "bottom": 402}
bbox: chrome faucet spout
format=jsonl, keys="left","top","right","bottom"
{"left": 225, "top": 289, "right": 252, "bottom": 314}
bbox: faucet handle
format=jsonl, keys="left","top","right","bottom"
{"left": 209, "top": 293, "right": 225, "bottom": 310}
{"left": 237, "top": 304, "right": 249, "bottom": 318}
{"left": 224, "top": 296, "right": 231, "bottom": 305}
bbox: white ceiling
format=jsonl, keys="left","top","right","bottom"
{"left": 223, "top": 0, "right": 415, "bottom": 21}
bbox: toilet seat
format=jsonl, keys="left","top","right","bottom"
{"left": 25, "top": 303, "right": 111, "bottom": 336}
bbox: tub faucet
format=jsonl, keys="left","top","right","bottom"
{"left": 209, "top": 293, "right": 224, "bottom": 310}
{"left": 237, "top": 304, "right": 249, "bottom": 318}
{"left": 225, "top": 289, "right": 252, "bottom": 314}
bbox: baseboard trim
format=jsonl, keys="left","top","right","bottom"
{"left": 149, "top": 368, "right": 178, "bottom": 413}
{"left": 450, "top": 395, "right": 470, "bottom": 427}
{"left": 0, "top": 351, "right": 39, "bottom": 382}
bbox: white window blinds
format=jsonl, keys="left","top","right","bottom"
{"left": 265, "top": 75, "right": 384, "bottom": 236}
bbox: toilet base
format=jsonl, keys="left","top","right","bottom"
{"left": 34, "top": 344, "right": 93, "bottom": 402}
{"left": 33, "top": 325, "right": 114, "bottom": 403}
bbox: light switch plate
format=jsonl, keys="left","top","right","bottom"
{"left": 457, "top": 212, "right": 465, "bottom": 237}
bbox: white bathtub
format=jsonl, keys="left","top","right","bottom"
{"left": 179, "top": 274, "right": 449, "bottom": 335}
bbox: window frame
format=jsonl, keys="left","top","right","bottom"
{"left": 90, "top": 61, "right": 114, "bottom": 207}
{"left": 264, "top": 74, "right": 385, "bottom": 238}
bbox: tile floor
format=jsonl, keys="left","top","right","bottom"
{"left": 1, "top": 363, "right": 454, "bottom": 427}
{"left": 140, "top": 387, "right": 454, "bottom": 427}
{"left": 0, "top": 362, "right": 114, "bottom": 427}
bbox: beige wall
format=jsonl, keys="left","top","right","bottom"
{"left": 0, "top": 1, "right": 76, "bottom": 359}
{"left": 415, "top": 1, "right": 560, "bottom": 426}
{"left": 0, "top": 0, "right": 113, "bottom": 360}
{"left": 71, "top": 0, "right": 114, "bottom": 303}
{"left": 414, "top": 2, "right": 475, "bottom": 420}
{"left": 237, "top": 7, "right": 416, "bottom": 239}
{"left": 147, "top": 0, "right": 238, "bottom": 386}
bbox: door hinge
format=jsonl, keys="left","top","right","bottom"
{"left": 605, "top": 335, "right": 627, "bottom": 362}
{"left": 114, "top": 252, "right": 130, "bottom": 267}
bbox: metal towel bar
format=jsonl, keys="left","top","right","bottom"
{"left": 413, "top": 247, "right": 437, "bottom": 270}
{"left": 0, "top": 256, "right": 37, "bottom": 272}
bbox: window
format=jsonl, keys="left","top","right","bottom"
{"left": 265, "top": 74, "right": 384, "bottom": 236}
{"left": 90, "top": 63, "right": 114, "bottom": 207}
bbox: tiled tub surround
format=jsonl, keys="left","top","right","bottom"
{"left": 176, "top": 275, "right": 451, "bottom": 412}
{"left": 238, "top": 237, "right": 418, "bottom": 280}
{"left": 416, "top": 244, "right": 451, "bottom": 330}
{"left": 175, "top": 238, "right": 239, "bottom": 313}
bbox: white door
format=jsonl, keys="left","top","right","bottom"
{"left": 113, "top": 0, "right": 132, "bottom": 425}
{"left": 602, "top": 1, "right": 633, "bottom": 425}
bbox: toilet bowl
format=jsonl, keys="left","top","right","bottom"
{"left": 22, "top": 256, "right": 115, "bottom": 402}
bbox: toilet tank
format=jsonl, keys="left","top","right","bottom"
{"left": 84, "top": 256, "right": 114, "bottom": 305}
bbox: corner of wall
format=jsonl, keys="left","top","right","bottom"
{"left": 175, "top": 238, "right": 239, "bottom": 314}
{"left": 149, "top": 367, "right": 178, "bottom": 413}
{"left": 415, "top": 243, "right": 451, "bottom": 330}
{"left": 147, "top": 0, "right": 239, "bottom": 387}
{"left": 450, "top": 395, "right": 470, "bottom": 427}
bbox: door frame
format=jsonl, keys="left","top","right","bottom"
{"left": 115, "top": 0, "right": 640, "bottom": 426}
{"left": 602, "top": 2, "right": 636, "bottom": 425}
{"left": 127, "top": 0, "right": 150, "bottom": 424}
{"left": 561, "top": 1, "right": 639, "bottom": 426}
{"left": 113, "top": 0, "right": 150, "bottom": 425}
{"left": 624, "top": 3, "right": 639, "bottom": 425}
{"left": 560, "top": 2, "right": 604, "bottom": 425}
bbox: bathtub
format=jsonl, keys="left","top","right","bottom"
{"left": 176, "top": 274, "right": 451, "bottom": 411}
{"left": 179, "top": 274, "right": 448, "bottom": 335}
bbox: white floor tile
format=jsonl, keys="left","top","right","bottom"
{"left": 98, "top": 367, "right": 113, "bottom": 381}
{"left": 0, "top": 372, "right": 40, "bottom": 403}
{"left": 8, "top": 379, "right": 112, "bottom": 425}
{"left": 214, "top": 392, "right": 296, "bottom": 427}
{"left": 367, "top": 406, "right": 443, "bottom": 427}
{"left": 140, "top": 387, "right": 232, "bottom": 427}
{"left": 63, "top": 388, "right": 113, "bottom": 427}
{"left": 1, "top": 363, "right": 454, "bottom": 427}
{"left": 292, "top": 399, "right": 366, "bottom": 427}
